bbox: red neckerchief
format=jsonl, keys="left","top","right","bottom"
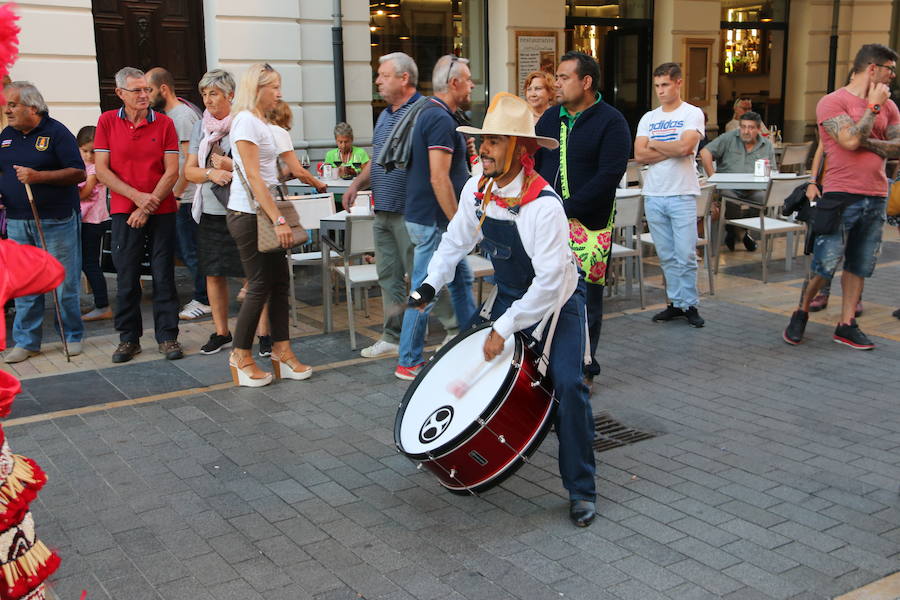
{"left": 474, "top": 164, "right": 548, "bottom": 211}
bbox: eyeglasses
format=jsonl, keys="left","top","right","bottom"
{"left": 445, "top": 56, "right": 460, "bottom": 86}
{"left": 120, "top": 87, "right": 152, "bottom": 94}
{"left": 263, "top": 63, "right": 274, "bottom": 71}
{"left": 874, "top": 63, "right": 896, "bottom": 74}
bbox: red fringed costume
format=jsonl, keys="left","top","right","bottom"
{"left": 0, "top": 5, "right": 64, "bottom": 598}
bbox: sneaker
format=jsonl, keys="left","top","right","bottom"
{"left": 808, "top": 292, "right": 829, "bottom": 312}
{"left": 179, "top": 299, "right": 212, "bottom": 320}
{"left": 361, "top": 339, "right": 399, "bottom": 358}
{"left": 652, "top": 304, "right": 685, "bottom": 322}
{"left": 201, "top": 332, "right": 233, "bottom": 355}
{"left": 67, "top": 342, "right": 83, "bottom": 357}
{"left": 783, "top": 310, "right": 808, "bottom": 345}
{"left": 394, "top": 362, "right": 426, "bottom": 381}
{"left": 436, "top": 331, "right": 456, "bottom": 352}
{"left": 742, "top": 233, "right": 758, "bottom": 252}
{"left": 855, "top": 302, "right": 863, "bottom": 317}
{"left": 112, "top": 341, "right": 141, "bottom": 363}
{"left": 82, "top": 306, "right": 112, "bottom": 321}
{"left": 685, "top": 306, "right": 705, "bottom": 328}
{"left": 833, "top": 320, "right": 874, "bottom": 350}
{"left": 257, "top": 335, "right": 272, "bottom": 358}
{"left": 158, "top": 340, "right": 184, "bottom": 360}
{"left": 3, "top": 347, "right": 39, "bottom": 364}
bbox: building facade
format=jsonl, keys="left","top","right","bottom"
{"left": 8, "top": 0, "right": 900, "bottom": 154}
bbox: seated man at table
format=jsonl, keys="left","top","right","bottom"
{"left": 700, "top": 111, "right": 775, "bottom": 251}
{"left": 724, "top": 97, "right": 769, "bottom": 135}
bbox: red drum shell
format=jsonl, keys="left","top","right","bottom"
{"left": 394, "top": 323, "right": 554, "bottom": 494}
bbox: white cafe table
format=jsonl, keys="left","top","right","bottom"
{"left": 708, "top": 172, "right": 805, "bottom": 271}
{"left": 707, "top": 172, "right": 804, "bottom": 191}
{"left": 285, "top": 177, "right": 353, "bottom": 195}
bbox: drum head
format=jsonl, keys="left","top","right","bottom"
{"left": 395, "top": 323, "right": 518, "bottom": 459}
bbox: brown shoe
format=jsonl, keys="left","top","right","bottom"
{"left": 112, "top": 342, "right": 141, "bottom": 363}
{"left": 158, "top": 340, "right": 184, "bottom": 360}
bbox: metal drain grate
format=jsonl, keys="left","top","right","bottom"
{"left": 592, "top": 412, "right": 656, "bottom": 452}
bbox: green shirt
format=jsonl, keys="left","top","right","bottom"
{"left": 704, "top": 129, "right": 775, "bottom": 173}
{"left": 559, "top": 93, "right": 601, "bottom": 128}
{"left": 324, "top": 146, "right": 370, "bottom": 167}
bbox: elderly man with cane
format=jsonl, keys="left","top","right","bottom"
{"left": 0, "top": 81, "right": 85, "bottom": 364}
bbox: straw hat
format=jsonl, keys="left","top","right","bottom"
{"left": 457, "top": 92, "right": 559, "bottom": 150}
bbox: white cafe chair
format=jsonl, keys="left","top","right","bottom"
{"left": 717, "top": 176, "right": 810, "bottom": 283}
{"left": 609, "top": 194, "right": 645, "bottom": 308}
{"left": 330, "top": 214, "right": 377, "bottom": 350}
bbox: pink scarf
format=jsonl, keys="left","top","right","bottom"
{"left": 192, "top": 109, "right": 233, "bottom": 211}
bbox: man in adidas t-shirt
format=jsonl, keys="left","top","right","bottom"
{"left": 635, "top": 62, "right": 706, "bottom": 328}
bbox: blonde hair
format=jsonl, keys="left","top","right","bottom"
{"left": 267, "top": 101, "right": 293, "bottom": 130}
{"left": 231, "top": 63, "right": 280, "bottom": 116}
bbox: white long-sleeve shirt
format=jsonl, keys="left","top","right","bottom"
{"left": 424, "top": 170, "right": 578, "bottom": 341}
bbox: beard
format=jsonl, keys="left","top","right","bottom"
{"left": 150, "top": 95, "right": 166, "bottom": 111}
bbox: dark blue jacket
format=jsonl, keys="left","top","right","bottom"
{"left": 534, "top": 99, "right": 630, "bottom": 230}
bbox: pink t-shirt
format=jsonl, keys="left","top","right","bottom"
{"left": 78, "top": 163, "right": 109, "bottom": 224}
{"left": 817, "top": 88, "right": 900, "bottom": 196}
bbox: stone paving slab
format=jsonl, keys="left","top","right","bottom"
{"left": 3, "top": 294, "right": 898, "bottom": 600}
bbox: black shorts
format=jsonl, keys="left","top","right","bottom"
{"left": 198, "top": 213, "right": 245, "bottom": 278}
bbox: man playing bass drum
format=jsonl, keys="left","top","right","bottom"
{"left": 408, "top": 93, "right": 598, "bottom": 527}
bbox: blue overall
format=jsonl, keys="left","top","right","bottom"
{"left": 478, "top": 214, "right": 597, "bottom": 502}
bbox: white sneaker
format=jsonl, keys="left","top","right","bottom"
{"left": 67, "top": 342, "right": 83, "bottom": 357}
{"left": 360, "top": 339, "right": 399, "bottom": 358}
{"left": 179, "top": 299, "right": 212, "bottom": 320}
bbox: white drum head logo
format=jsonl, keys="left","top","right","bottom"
{"left": 419, "top": 406, "right": 454, "bottom": 444}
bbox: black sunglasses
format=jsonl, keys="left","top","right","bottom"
{"left": 445, "top": 56, "right": 460, "bottom": 85}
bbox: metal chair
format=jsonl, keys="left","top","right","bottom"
{"left": 640, "top": 183, "right": 716, "bottom": 295}
{"left": 778, "top": 141, "right": 813, "bottom": 174}
{"left": 284, "top": 193, "right": 338, "bottom": 324}
{"left": 718, "top": 175, "right": 810, "bottom": 283}
{"left": 609, "top": 194, "right": 645, "bottom": 308}
{"left": 329, "top": 215, "right": 377, "bottom": 349}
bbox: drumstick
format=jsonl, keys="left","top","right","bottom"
{"left": 446, "top": 359, "right": 494, "bottom": 399}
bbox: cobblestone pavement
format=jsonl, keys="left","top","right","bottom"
{"left": 4, "top": 234, "right": 900, "bottom": 600}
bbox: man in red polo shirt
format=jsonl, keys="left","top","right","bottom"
{"left": 95, "top": 66, "right": 182, "bottom": 363}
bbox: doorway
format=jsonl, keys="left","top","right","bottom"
{"left": 565, "top": 17, "right": 652, "bottom": 137}
{"left": 91, "top": 0, "right": 207, "bottom": 112}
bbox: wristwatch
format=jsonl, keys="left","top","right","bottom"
{"left": 205, "top": 168, "right": 212, "bottom": 180}
{"left": 275, "top": 215, "right": 287, "bottom": 226}
{"left": 868, "top": 103, "right": 881, "bottom": 114}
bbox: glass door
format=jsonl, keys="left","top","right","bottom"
{"left": 566, "top": 19, "right": 652, "bottom": 137}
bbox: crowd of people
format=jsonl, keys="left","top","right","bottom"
{"left": 0, "top": 40, "right": 898, "bottom": 526}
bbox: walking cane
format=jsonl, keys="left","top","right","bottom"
{"left": 24, "top": 183, "right": 71, "bottom": 361}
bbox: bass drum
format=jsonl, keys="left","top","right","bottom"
{"left": 394, "top": 322, "right": 555, "bottom": 494}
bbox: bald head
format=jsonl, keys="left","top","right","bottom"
{"left": 146, "top": 67, "right": 176, "bottom": 110}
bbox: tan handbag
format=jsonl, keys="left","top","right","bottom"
{"left": 888, "top": 179, "right": 900, "bottom": 217}
{"left": 234, "top": 162, "right": 309, "bottom": 253}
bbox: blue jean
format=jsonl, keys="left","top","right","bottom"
{"left": 644, "top": 195, "right": 699, "bottom": 309}
{"left": 398, "top": 221, "right": 476, "bottom": 367}
{"left": 175, "top": 202, "right": 208, "bottom": 304}
{"left": 811, "top": 195, "right": 885, "bottom": 280}
{"left": 7, "top": 211, "right": 85, "bottom": 350}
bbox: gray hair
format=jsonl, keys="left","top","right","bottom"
{"left": 432, "top": 55, "right": 470, "bottom": 93}
{"left": 4, "top": 81, "right": 48, "bottom": 114}
{"left": 334, "top": 122, "right": 354, "bottom": 138}
{"left": 198, "top": 69, "right": 236, "bottom": 96}
{"left": 115, "top": 67, "right": 145, "bottom": 89}
{"left": 379, "top": 52, "right": 418, "bottom": 87}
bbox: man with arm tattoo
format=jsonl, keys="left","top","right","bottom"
{"left": 783, "top": 43, "right": 899, "bottom": 350}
